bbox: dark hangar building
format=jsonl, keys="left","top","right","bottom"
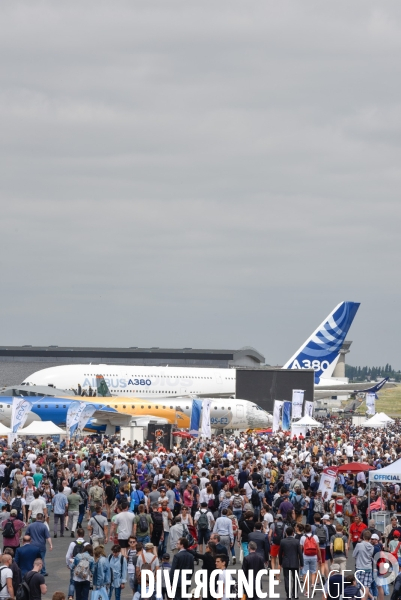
{"left": 0, "top": 345, "right": 265, "bottom": 368}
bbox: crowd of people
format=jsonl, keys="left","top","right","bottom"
{"left": 0, "top": 418, "right": 400, "bottom": 600}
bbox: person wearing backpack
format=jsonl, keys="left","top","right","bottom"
{"left": 268, "top": 514, "right": 286, "bottom": 571}
{"left": 194, "top": 502, "right": 214, "bottom": 553}
{"left": 132, "top": 504, "right": 153, "bottom": 547}
{"left": 10, "top": 489, "right": 25, "bottom": 522}
{"left": 300, "top": 524, "right": 322, "bottom": 597}
{"left": 0, "top": 553, "right": 15, "bottom": 600}
{"left": 2, "top": 508, "right": 24, "bottom": 552}
{"left": 17, "top": 557, "right": 47, "bottom": 600}
{"left": 66, "top": 528, "right": 90, "bottom": 600}
{"left": 329, "top": 523, "right": 348, "bottom": 570}
{"left": 312, "top": 514, "right": 329, "bottom": 579}
{"left": 72, "top": 544, "right": 94, "bottom": 600}
{"left": 291, "top": 487, "right": 305, "bottom": 524}
{"left": 108, "top": 544, "right": 128, "bottom": 600}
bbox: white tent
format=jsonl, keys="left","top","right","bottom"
{"left": 362, "top": 413, "right": 395, "bottom": 428}
{"left": 375, "top": 412, "right": 395, "bottom": 423}
{"left": 0, "top": 423, "right": 11, "bottom": 435}
{"left": 18, "top": 421, "right": 66, "bottom": 436}
{"left": 369, "top": 456, "right": 401, "bottom": 482}
{"left": 292, "top": 415, "right": 323, "bottom": 428}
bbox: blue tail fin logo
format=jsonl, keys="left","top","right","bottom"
{"left": 283, "top": 301, "right": 360, "bottom": 384}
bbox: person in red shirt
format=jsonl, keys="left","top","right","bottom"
{"left": 348, "top": 515, "right": 367, "bottom": 549}
{"left": 1, "top": 509, "right": 25, "bottom": 551}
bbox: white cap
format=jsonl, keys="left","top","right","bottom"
{"left": 322, "top": 514, "right": 331, "bottom": 520}
{"left": 371, "top": 534, "right": 380, "bottom": 540}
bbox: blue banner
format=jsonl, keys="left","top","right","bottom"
{"left": 282, "top": 401, "right": 292, "bottom": 431}
{"left": 189, "top": 399, "right": 202, "bottom": 437}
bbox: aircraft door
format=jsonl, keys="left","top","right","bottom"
{"left": 236, "top": 405, "right": 244, "bottom": 420}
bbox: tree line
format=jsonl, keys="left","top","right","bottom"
{"left": 345, "top": 364, "right": 401, "bottom": 382}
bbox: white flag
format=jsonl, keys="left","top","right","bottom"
{"left": 366, "top": 393, "right": 376, "bottom": 415}
{"left": 292, "top": 390, "right": 304, "bottom": 419}
{"left": 273, "top": 400, "right": 284, "bottom": 432}
{"left": 201, "top": 399, "right": 212, "bottom": 438}
{"left": 304, "top": 401, "right": 314, "bottom": 417}
{"left": 9, "top": 397, "right": 33, "bottom": 445}
{"left": 77, "top": 403, "right": 97, "bottom": 433}
{"left": 66, "top": 401, "right": 89, "bottom": 437}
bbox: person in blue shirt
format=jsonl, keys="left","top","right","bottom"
{"left": 93, "top": 546, "right": 111, "bottom": 590}
{"left": 52, "top": 486, "right": 69, "bottom": 537}
{"left": 108, "top": 545, "right": 128, "bottom": 600}
{"left": 15, "top": 535, "right": 41, "bottom": 577}
{"left": 25, "top": 513, "right": 52, "bottom": 575}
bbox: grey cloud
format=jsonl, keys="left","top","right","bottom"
{"left": 0, "top": 1, "right": 400, "bottom": 367}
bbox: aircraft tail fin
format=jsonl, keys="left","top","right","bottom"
{"left": 283, "top": 301, "right": 360, "bottom": 384}
{"left": 96, "top": 375, "right": 112, "bottom": 397}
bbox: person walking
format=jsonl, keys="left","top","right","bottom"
{"left": 23, "top": 558, "right": 47, "bottom": 600}
{"left": 0, "top": 553, "right": 16, "bottom": 599}
{"left": 279, "top": 526, "right": 304, "bottom": 600}
{"left": 52, "top": 486, "right": 68, "bottom": 538}
{"left": 88, "top": 505, "right": 109, "bottom": 548}
{"left": 67, "top": 487, "right": 81, "bottom": 538}
{"left": 132, "top": 504, "right": 153, "bottom": 548}
{"left": 93, "top": 546, "right": 111, "bottom": 591}
{"left": 25, "top": 513, "right": 52, "bottom": 576}
{"left": 15, "top": 535, "right": 41, "bottom": 577}
{"left": 242, "top": 542, "right": 265, "bottom": 600}
{"left": 110, "top": 502, "right": 136, "bottom": 557}
{"left": 1, "top": 508, "right": 25, "bottom": 552}
{"left": 212, "top": 508, "right": 233, "bottom": 561}
{"left": 194, "top": 502, "right": 214, "bottom": 553}
{"left": 108, "top": 544, "right": 128, "bottom": 600}
{"left": 169, "top": 538, "right": 195, "bottom": 600}
{"left": 72, "top": 544, "right": 95, "bottom": 600}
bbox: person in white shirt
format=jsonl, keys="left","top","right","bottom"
{"left": 0, "top": 554, "right": 14, "bottom": 599}
{"left": 194, "top": 503, "right": 215, "bottom": 552}
{"left": 216, "top": 554, "right": 232, "bottom": 600}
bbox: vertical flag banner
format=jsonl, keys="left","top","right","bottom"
{"left": 9, "top": 397, "right": 33, "bottom": 444}
{"left": 189, "top": 399, "right": 202, "bottom": 437}
{"left": 292, "top": 390, "right": 304, "bottom": 419}
{"left": 366, "top": 393, "right": 376, "bottom": 415}
{"left": 67, "top": 401, "right": 89, "bottom": 437}
{"left": 77, "top": 403, "right": 97, "bottom": 433}
{"left": 317, "top": 467, "right": 338, "bottom": 501}
{"left": 201, "top": 399, "right": 212, "bottom": 438}
{"left": 304, "top": 401, "right": 314, "bottom": 417}
{"left": 273, "top": 400, "right": 284, "bottom": 432}
{"left": 282, "top": 401, "right": 292, "bottom": 431}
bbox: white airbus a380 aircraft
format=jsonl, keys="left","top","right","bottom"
{"left": 24, "top": 301, "right": 361, "bottom": 398}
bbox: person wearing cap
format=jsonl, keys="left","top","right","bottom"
{"left": 135, "top": 542, "right": 159, "bottom": 574}
{"left": 1, "top": 508, "right": 24, "bottom": 551}
{"left": 384, "top": 516, "right": 401, "bottom": 547}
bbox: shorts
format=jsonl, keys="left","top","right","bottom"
{"left": 303, "top": 555, "right": 318, "bottom": 575}
{"left": 198, "top": 529, "right": 210, "bottom": 545}
{"left": 270, "top": 544, "right": 280, "bottom": 557}
{"left": 319, "top": 548, "right": 326, "bottom": 563}
{"left": 356, "top": 569, "right": 373, "bottom": 590}
{"left": 118, "top": 538, "right": 129, "bottom": 548}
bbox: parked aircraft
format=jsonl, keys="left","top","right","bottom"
{"left": 23, "top": 301, "right": 361, "bottom": 398}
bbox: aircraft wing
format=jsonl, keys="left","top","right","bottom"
{"left": 313, "top": 377, "right": 393, "bottom": 399}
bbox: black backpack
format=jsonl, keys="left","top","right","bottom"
{"left": 151, "top": 511, "right": 163, "bottom": 532}
{"left": 250, "top": 485, "right": 261, "bottom": 508}
{"left": 272, "top": 522, "right": 284, "bottom": 545}
{"left": 16, "top": 571, "right": 36, "bottom": 600}
{"left": 293, "top": 495, "right": 303, "bottom": 513}
{"left": 274, "top": 496, "right": 283, "bottom": 512}
{"left": 72, "top": 540, "right": 86, "bottom": 557}
{"left": 138, "top": 515, "right": 149, "bottom": 533}
{"left": 3, "top": 519, "right": 16, "bottom": 539}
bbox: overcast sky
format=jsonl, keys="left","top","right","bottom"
{"left": 0, "top": 1, "right": 400, "bottom": 368}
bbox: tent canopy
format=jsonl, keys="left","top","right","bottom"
{"left": 292, "top": 415, "right": 322, "bottom": 427}
{"left": 18, "top": 421, "right": 66, "bottom": 436}
{"left": 337, "top": 462, "right": 374, "bottom": 473}
{"left": 362, "top": 413, "right": 395, "bottom": 428}
{"left": 369, "top": 456, "right": 401, "bottom": 482}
